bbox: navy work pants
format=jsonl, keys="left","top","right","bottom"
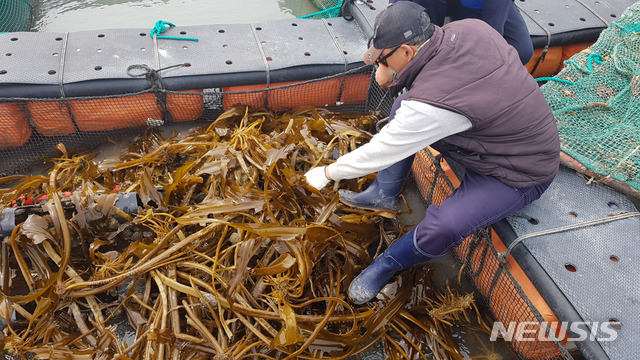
{"left": 414, "top": 168, "right": 552, "bottom": 256}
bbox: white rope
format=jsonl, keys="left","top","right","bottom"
{"left": 574, "top": 0, "right": 610, "bottom": 26}
{"left": 57, "top": 32, "right": 69, "bottom": 98}
{"left": 604, "top": 145, "right": 640, "bottom": 181}
{"left": 251, "top": 23, "right": 270, "bottom": 108}
{"left": 322, "top": 18, "right": 348, "bottom": 73}
{"left": 497, "top": 211, "right": 640, "bottom": 263}
{"left": 153, "top": 33, "right": 160, "bottom": 70}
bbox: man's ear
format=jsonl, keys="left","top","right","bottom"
{"left": 401, "top": 44, "right": 414, "bottom": 60}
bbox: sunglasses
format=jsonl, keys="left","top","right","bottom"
{"left": 376, "top": 46, "right": 401, "bottom": 67}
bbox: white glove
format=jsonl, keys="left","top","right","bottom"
{"left": 304, "top": 166, "right": 330, "bottom": 190}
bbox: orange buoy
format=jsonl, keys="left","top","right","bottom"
{"left": 68, "top": 93, "right": 162, "bottom": 132}
{"left": 222, "top": 73, "right": 370, "bottom": 111}
{"left": 167, "top": 89, "right": 204, "bottom": 122}
{"left": 526, "top": 42, "right": 593, "bottom": 78}
{"left": 0, "top": 103, "right": 32, "bottom": 149}
{"left": 28, "top": 101, "right": 76, "bottom": 136}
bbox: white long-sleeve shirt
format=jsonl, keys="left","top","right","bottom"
{"left": 326, "top": 99, "right": 472, "bottom": 181}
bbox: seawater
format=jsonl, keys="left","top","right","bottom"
{"left": 31, "top": 0, "right": 320, "bottom": 32}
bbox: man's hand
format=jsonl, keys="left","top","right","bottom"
{"left": 375, "top": 66, "right": 394, "bottom": 89}
{"left": 304, "top": 167, "right": 330, "bottom": 190}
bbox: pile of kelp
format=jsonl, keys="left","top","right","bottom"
{"left": 0, "top": 106, "right": 483, "bottom": 360}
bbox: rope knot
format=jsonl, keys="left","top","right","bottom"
{"left": 149, "top": 20, "right": 198, "bottom": 41}
{"left": 127, "top": 64, "right": 155, "bottom": 78}
{"left": 127, "top": 64, "right": 162, "bottom": 89}
{"left": 126, "top": 63, "right": 191, "bottom": 88}
{"left": 150, "top": 20, "right": 176, "bottom": 38}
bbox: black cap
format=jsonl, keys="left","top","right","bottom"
{"left": 363, "top": 2, "right": 432, "bottom": 65}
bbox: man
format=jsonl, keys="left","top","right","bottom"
{"left": 304, "top": 2, "right": 559, "bottom": 305}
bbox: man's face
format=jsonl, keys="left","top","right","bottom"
{"left": 378, "top": 44, "right": 412, "bottom": 74}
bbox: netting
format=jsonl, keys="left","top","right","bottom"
{"left": 0, "top": 0, "right": 33, "bottom": 32}
{"left": 299, "top": 0, "right": 343, "bottom": 19}
{"left": 0, "top": 66, "right": 376, "bottom": 176}
{"left": 540, "top": 1, "right": 640, "bottom": 196}
{"left": 312, "top": 0, "right": 343, "bottom": 9}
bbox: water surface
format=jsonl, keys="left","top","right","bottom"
{"left": 32, "top": 0, "right": 319, "bottom": 32}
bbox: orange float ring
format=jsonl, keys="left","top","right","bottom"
{"left": 0, "top": 103, "right": 32, "bottom": 149}
{"left": 28, "top": 89, "right": 204, "bottom": 136}
{"left": 28, "top": 101, "right": 75, "bottom": 136}
{"left": 67, "top": 93, "right": 162, "bottom": 132}
{"left": 526, "top": 42, "right": 594, "bottom": 78}
{"left": 222, "top": 73, "right": 370, "bottom": 111}
{"left": 166, "top": 89, "right": 204, "bottom": 122}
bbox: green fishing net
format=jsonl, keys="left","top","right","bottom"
{"left": 540, "top": 2, "right": 640, "bottom": 193}
{"left": 312, "top": 0, "right": 343, "bottom": 10}
{"left": 299, "top": 0, "right": 343, "bottom": 19}
{"left": 0, "top": 0, "right": 32, "bottom": 32}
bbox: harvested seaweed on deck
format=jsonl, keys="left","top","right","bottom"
{"left": 0, "top": 106, "right": 478, "bottom": 359}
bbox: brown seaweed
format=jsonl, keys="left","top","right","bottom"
{"left": 0, "top": 106, "right": 482, "bottom": 359}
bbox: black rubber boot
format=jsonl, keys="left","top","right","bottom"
{"left": 338, "top": 154, "right": 415, "bottom": 218}
{"left": 348, "top": 227, "right": 434, "bottom": 304}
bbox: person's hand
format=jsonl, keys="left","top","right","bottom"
{"left": 304, "top": 167, "right": 330, "bottom": 190}
{"left": 375, "top": 65, "right": 394, "bottom": 89}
